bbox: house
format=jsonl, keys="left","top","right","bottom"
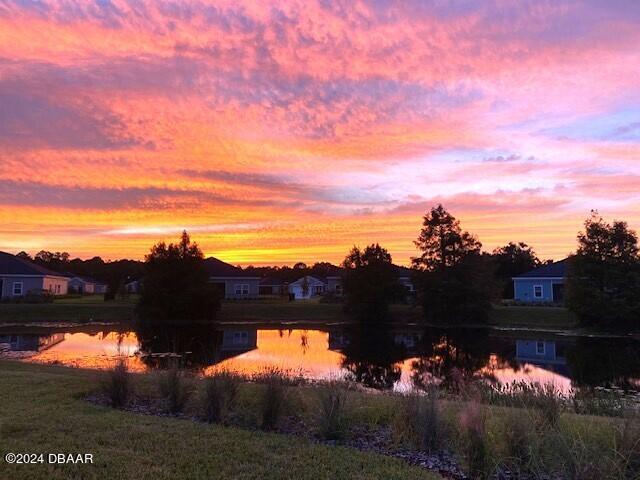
{"left": 259, "top": 277, "right": 285, "bottom": 295}
{"left": 288, "top": 275, "right": 326, "bottom": 299}
{"left": 67, "top": 275, "right": 108, "bottom": 295}
{"left": 325, "top": 265, "right": 415, "bottom": 299}
{"left": 515, "top": 339, "right": 566, "bottom": 366}
{"left": 326, "top": 276, "right": 343, "bottom": 295}
{"left": 205, "top": 257, "right": 260, "bottom": 299}
{"left": 125, "top": 277, "right": 142, "bottom": 294}
{"left": 513, "top": 260, "right": 566, "bottom": 303}
{"left": 394, "top": 265, "right": 416, "bottom": 297}
{"left": 0, "top": 251, "right": 69, "bottom": 299}
{"left": 0, "top": 332, "right": 65, "bottom": 353}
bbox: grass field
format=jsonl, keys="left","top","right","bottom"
{"left": 488, "top": 305, "right": 577, "bottom": 329}
{"left": 0, "top": 361, "right": 437, "bottom": 480}
{"left": 0, "top": 295, "right": 577, "bottom": 330}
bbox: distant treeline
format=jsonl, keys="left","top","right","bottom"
{"left": 16, "top": 243, "right": 548, "bottom": 302}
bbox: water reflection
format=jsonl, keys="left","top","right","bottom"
{"left": 2, "top": 323, "right": 638, "bottom": 393}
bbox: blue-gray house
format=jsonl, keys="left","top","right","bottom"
{"left": 513, "top": 260, "right": 566, "bottom": 303}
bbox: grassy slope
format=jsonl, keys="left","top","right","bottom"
{"left": 0, "top": 295, "right": 576, "bottom": 330}
{"left": 0, "top": 296, "right": 135, "bottom": 323}
{"left": 0, "top": 361, "right": 437, "bottom": 480}
{"left": 488, "top": 305, "right": 577, "bottom": 329}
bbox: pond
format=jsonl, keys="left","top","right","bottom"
{"left": 1, "top": 323, "right": 639, "bottom": 394}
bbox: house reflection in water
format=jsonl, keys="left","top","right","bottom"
{"left": 0, "top": 333, "right": 65, "bottom": 354}
{"left": 217, "top": 330, "right": 258, "bottom": 362}
{"left": 515, "top": 339, "right": 570, "bottom": 377}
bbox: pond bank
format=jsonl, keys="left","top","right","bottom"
{"left": 1, "top": 296, "right": 580, "bottom": 330}
{"left": 1, "top": 361, "right": 437, "bottom": 480}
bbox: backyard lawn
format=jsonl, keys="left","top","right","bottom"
{"left": 0, "top": 295, "right": 577, "bottom": 330}
{"left": 0, "top": 361, "right": 437, "bottom": 480}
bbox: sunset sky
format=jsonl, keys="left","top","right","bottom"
{"left": 1, "top": 1, "right": 639, "bottom": 266}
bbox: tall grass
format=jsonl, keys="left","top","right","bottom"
{"left": 158, "top": 368, "right": 193, "bottom": 414}
{"left": 316, "top": 382, "right": 349, "bottom": 440}
{"left": 201, "top": 370, "right": 241, "bottom": 423}
{"left": 252, "top": 367, "right": 290, "bottom": 430}
{"left": 102, "top": 357, "right": 131, "bottom": 408}
{"left": 458, "top": 401, "right": 489, "bottom": 479}
{"left": 394, "top": 389, "right": 445, "bottom": 452}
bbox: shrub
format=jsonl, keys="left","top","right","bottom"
{"left": 102, "top": 357, "right": 131, "bottom": 408}
{"left": 316, "top": 382, "right": 349, "bottom": 440}
{"left": 254, "top": 367, "right": 289, "bottom": 430}
{"left": 395, "top": 390, "right": 445, "bottom": 452}
{"left": 201, "top": 370, "right": 241, "bottom": 423}
{"left": 158, "top": 368, "right": 193, "bottom": 414}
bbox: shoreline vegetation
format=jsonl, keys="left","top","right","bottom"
{"left": 0, "top": 361, "right": 438, "bottom": 480}
{"left": 0, "top": 295, "right": 584, "bottom": 332}
{"left": 3, "top": 360, "right": 638, "bottom": 480}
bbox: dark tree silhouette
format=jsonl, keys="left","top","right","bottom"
{"left": 341, "top": 243, "right": 403, "bottom": 321}
{"left": 566, "top": 211, "right": 640, "bottom": 329}
{"left": 412, "top": 204, "right": 481, "bottom": 271}
{"left": 412, "top": 205, "right": 496, "bottom": 324}
{"left": 492, "top": 242, "right": 541, "bottom": 299}
{"left": 137, "top": 231, "right": 220, "bottom": 324}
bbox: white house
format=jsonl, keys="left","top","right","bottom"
{"left": 0, "top": 251, "right": 69, "bottom": 299}
{"left": 288, "top": 275, "right": 326, "bottom": 299}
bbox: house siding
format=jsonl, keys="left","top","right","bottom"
{"left": 516, "top": 340, "right": 562, "bottom": 364}
{"left": 43, "top": 276, "right": 69, "bottom": 295}
{"left": 210, "top": 277, "right": 260, "bottom": 299}
{"left": 288, "top": 276, "right": 326, "bottom": 299}
{"left": 69, "top": 278, "right": 95, "bottom": 294}
{"left": 0, "top": 275, "right": 67, "bottom": 298}
{"left": 513, "top": 278, "right": 563, "bottom": 303}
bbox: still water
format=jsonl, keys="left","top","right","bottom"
{"left": 2, "top": 324, "right": 639, "bottom": 394}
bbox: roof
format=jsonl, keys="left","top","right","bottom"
{"left": 290, "top": 275, "right": 326, "bottom": 286}
{"left": 514, "top": 260, "right": 566, "bottom": 279}
{"left": 65, "top": 273, "right": 106, "bottom": 285}
{"left": 205, "top": 257, "right": 259, "bottom": 278}
{"left": 393, "top": 264, "right": 415, "bottom": 276}
{"left": 260, "top": 277, "right": 283, "bottom": 286}
{"left": 0, "top": 251, "right": 65, "bottom": 277}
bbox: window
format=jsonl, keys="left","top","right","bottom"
{"left": 335, "top": 284, "right": 343, "bottom": 294}
{"left": 533, "top": 285, "right": 543, "bottom": 299}
{"left": 234, "top": 284, "right": 249, "bottom": 296}
{"left": 233, "top": 331, "right": 249, "bottom": 346}
{"left": 313, "top": 285, "right": 323, "bottom": 295}
{"left": 12, "top": 282, "right": 23, "bottom": 296}
{"left": 536, "top": 341, "right": 546, "bottom": 355}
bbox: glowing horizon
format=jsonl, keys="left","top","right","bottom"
{"left": 1, "top": 1, "right": 640, "bottom": 266}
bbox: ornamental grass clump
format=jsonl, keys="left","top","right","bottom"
{"left": 253, "top": 367, "right": 289, "bottom": 431}
{"left": 316, "top": 382, "right": 349, "bottom": 440}
{"left": 102, "top": 357, "right": 131, "bottom": 408}
{"left": 201, "top": 369, "right": 241, "bottom": 423}
{"left": 395, "top": 389, "right": 445, "bottom": 453}
{"left": 158, "top": 367, "right": 193, "bottom": 414}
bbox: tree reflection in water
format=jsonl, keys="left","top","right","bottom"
{"left": 135, "top": 321, "right": 222, "bottom": 370}
{"left": 410, "top": 328, "right": 492, "bottom": 393}
{"left": 340, "top": 324, "right": 406, "bottom": 390}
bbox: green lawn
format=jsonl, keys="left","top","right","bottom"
{"left": 488, "top": 305, "right": 577, "bottom": 329}
{"left": 0, "top": 295, "right": 576, "bottom": 330}
{"left": 0, "top": 361, "right": 437, "bottom": 480}
{"left": 0, "top": 295, "right": 136, "bottom": 324}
